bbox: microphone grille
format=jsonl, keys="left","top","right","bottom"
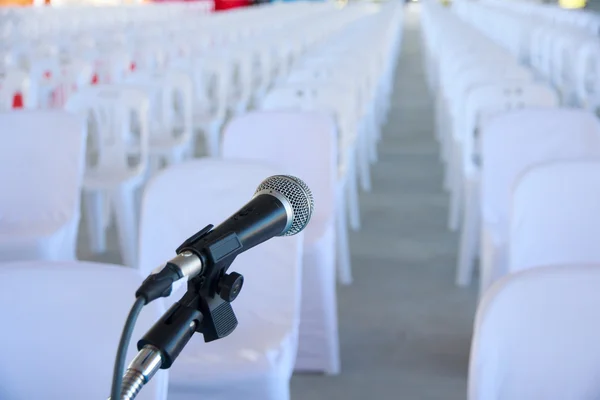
{"left": 255, "top": 175, "right": 314, "bottom": 236}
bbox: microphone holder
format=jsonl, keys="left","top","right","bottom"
{"left": 115, "top": 224, "right": 246, "bottom": 400}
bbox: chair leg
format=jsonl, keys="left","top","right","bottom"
{"left": 83, "top": 190, "right": 107, "bottom": 254}
{"left": 102, "top": 190, "right": 111, "bottom": 230}
{"left": 347, "top": 159, "right": 361, "bottom": 232}
{"left": 443, "top": 136, "right": 457, "bottom": 193}
{"left": 147, "top": 155, "right": 162, "bottom": 180}
{"left": 448, "top": 146, "right": 463, "bottom": 232}
{"left": 111, "top": 186, "right": 139, "bottom": 267}
{"left": 358, "top": 126, "right": 372, "bottom": 192}
{"left": 368, "top": 111, "right": 379, "bottom": 164}
{"left": 205, "top": 121, "right": 223, "bottom": 157}
{"left": 374, "top": 95, "right": 386, "bottom": 134}
{"left": 370, "top": 111, "right": 380, "bottom": 164}
{"left": 434, "top": 95, "right": 445, "bottom": 144}
{"left": 336, "top": 200, "right": 353, "bottom": 285}
{"left": 479, "top": 227, "right": 500, "bottom": 299}
{"left": 324, "top": 302, "right": 341, "bottom": 376}
{"left": 186, "top": 132, "right": 198, "bottom": 158}
{"left": 448, "top": 186, "right": 460, "bottom": 232}
{"left": 455, "top": 178, "right": 479, "bottom": 287}
{"left": 167, "top": 146, "right": 187, "bottom": 166}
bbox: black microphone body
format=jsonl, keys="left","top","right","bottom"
{"left": 200, "top": 192, "right": 291, "bottom": 253}
{"left": 179, "top": 192, "right": 290, "bottom": 273}
{"left": 135, "top": 192, "right": 291, "bottom": 304}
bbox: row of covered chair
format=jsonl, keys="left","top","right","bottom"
{"left": 229, "top": 4, "right": 403, "bottom": 373}
{"left": 478, "top": 0, "right": 600, "bottom": 35}
{"left": 0, "top": 1, "right": 405, "bottom": 399}
{"left": 0, "top": 2, "right": 375, "bottom": 270}
{"left": 422, "top": 0, "right": 559, "bottom": 287}
{"left": 0, "top": 2, "right": 356, "bottom": 111}
{"left": 453, "top": 0, "right": 600, "bottom": 109}
{"left": 0, "top": 2, "right": 212, "bottom": 43}
{"left": 422, "top": 1, "right": 600, "bottom": 398}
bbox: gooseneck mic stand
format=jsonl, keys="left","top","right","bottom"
{"left": 112, "top": 224, "right": 247, "bottom": 400}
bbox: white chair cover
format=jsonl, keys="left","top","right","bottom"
{"left": 221, "top": 110, "right": 340, "bottom": 374}
{"left": 479, "top": 108, "right": 600, "bottom": 294}
{"left": 444, "top": 65, "right": 533, "bottom": 224}
{"left": 509, "top": 159, "right": 600, "bottom": 272}
{"left": 0, "top": 261, "right": 168, "bottom": 400}
{"left": 453, "top": 81, "right": 559, "bottom": 287}
{"left": 574, "top": 40, "right": 600, "bottom": 109}
{"left": 138, "top": 159, "right": 303, "bottom": 400}
{"left": 469, "top": 264, "right": 600, "bottom": 400}
{"left": 0, "top": 111, "right": 85, "bottom": 262}
{"left": 462, "top": 82, "right": 559, "bottom": 178}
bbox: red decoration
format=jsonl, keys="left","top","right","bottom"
{"left": 213, "top": 0, "right": 251, "bottom": 11}
{"left": 13, "top": 93, "right": 23, "bottom": 109}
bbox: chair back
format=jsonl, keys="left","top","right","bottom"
{"left": 470, "top": 265, "right": 600, "bottom": 400}
{"left": 0, "top": 261, "right": 168, "bottom": 400}
{"left": 480, "top": 108, "right": 600, "bottom": 236}
{"left": 462, "top": 82, "right": 559, "bottom": 173}
{"left": 509, "top": 159, "right": 600, "bottom": 272}
{"left": 0, "top": 111, "right": 86, "bottom": 260}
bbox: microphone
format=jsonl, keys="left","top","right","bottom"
{"left": 112, "top": 175, "right": 314, "bottom": 400}
{"left": 135, "top": 174, "right": 314, "bottom": 304}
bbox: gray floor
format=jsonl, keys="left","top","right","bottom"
{"left": 290, "top": 6, "right": 477, "bottom": 399}
{"left": 78, "top": 5, "right": 478, "bottom": 399}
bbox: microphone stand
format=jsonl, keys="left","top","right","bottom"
{"left": 111, "top": 225, "right": 246, "bottom": 400}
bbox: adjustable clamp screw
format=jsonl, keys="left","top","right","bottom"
{"left": 219, "top": 272, "right": 244, "bottom": 302}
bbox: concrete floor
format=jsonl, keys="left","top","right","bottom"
{"left": 290, "top": 6, "right": 477, "bottom": 399}
{"left": 77, "top": 5, "right": 478, "bottom": 399}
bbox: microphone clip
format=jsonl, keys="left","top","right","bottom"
{"left": 135, "top": 224, "right": 246, "bottom": 370}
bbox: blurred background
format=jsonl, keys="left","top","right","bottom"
{"left": 2, "top": 0, "right": 600, "bottom": 399}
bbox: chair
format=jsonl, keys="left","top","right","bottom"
{"left": 441, "top": 60, "right": 532, "bottom": 178}
{"left": 469, "top": 265, "right": 600, "bottom": 400}
{"left": 283, "top": 67, "right": 375, "bottom": 190}
{"left": 96, "top": 48, "right": 135, "bottom": 84}
{"left": 508, "top": 159, "right": 600, "bottom": 273}
{"left": 129, "top": 40, "right": 168, "bottom": 74}
{"left": 184, "top": 56, "right": 231, "bottom": 157}
{"left": 0, "top": 68, "right": 30, "bottom": 110}
{"left": 0, "top": 111, "right": 86, "bottom": 262}
{"left": 528, "top": 24, "right": 552, "bottom": 78}
{"left": 29, "top": 57, "right": 93, "bottom": 109}
{"left": 0, "top": 261, "right": 168, "bottom": 400}
{"left": 441, "top": 63, "right": 532, "bottom": 186}
{"left": 436, "top": 52, "right": 515, "bottom": 161}
{"left": 221, "top": 46, "right": 254, "bottom": 116}
{"left": 548, "top": 30, "right": 588, "bottom": 105}
{"left": 574, "top": 40, "right": 600, "bottom": 109}
{"left": 65, "top": 85, "right": 150, "bottom": 267}
{"left": 125, "top": 70, "right": 194, "bottom": 174}
{"left": 138, "top": 159, "right": 303, "bottom": 400}
{"left": 221, "top": 111, "right": 341, "bottom": 374}
{"left": 453, "top": 82, "right": 559, "bottom": 287}
{"left": 478, "top": 108, "right": 600, "bottom": 295}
